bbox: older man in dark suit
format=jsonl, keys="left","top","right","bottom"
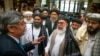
{"left": 0, "top": 11, "right": 45, "bottom": 56}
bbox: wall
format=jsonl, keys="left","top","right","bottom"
{"left": 4, "top": 0, "right": 13, "bottom": 11}
{"left": 93, "top": 0, "right": 100, "bottom": 3}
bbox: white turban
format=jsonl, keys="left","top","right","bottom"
{"left": 86, "top": 13, "right": 100, "bottom": 20}
{"left": 23, "top": 11, "right": 33, "bottom": 16}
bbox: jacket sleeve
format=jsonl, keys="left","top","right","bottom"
{"left": 23, "top": 42, "right": 35, "bottom": 52}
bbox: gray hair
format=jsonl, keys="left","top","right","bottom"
{"left": 0, "top": 10, "right": 23, "bottom": 34}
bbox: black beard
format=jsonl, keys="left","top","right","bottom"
{"left": 34, "top": 23, "right": 42, "bottom": 28}
{"left": 87, "top": 27, "right": 99, "bottom": 35}
{"left": 42, "top": 16, "right": 48, "bottom": 20}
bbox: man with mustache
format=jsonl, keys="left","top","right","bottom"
{"left": 23, "top": 11, "right": 33, "bottom": 24}
{"left": 21, "top": 14, "right": 49, "bottom": 56}
{"left": 70, "top": 18, "right": 82, "bottom": 37}
{"left": 76, "top": 13, "right": 100, "bottom": 56}
{"left": 45, "top": 9, "right": 59, "bottom": 35}
{"left": 45, "top": 16, "right": 81, "bottom": 56}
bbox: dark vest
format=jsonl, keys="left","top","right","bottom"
{"left": 32, "top": 25, "right": 48, "bottom": 55}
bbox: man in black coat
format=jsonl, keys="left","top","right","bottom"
{"left": 45, "top": 9, "right": 59, "bottom": 35}
{"left": 0, "top": 11, "right": 45, "bottom": 56}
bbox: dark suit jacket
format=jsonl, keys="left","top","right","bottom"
{"left": 0, "top": 34, "right": 35, "bottom": 56}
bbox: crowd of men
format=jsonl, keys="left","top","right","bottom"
{"left": 0, "top": 7, "right": 100, "bottom": 56}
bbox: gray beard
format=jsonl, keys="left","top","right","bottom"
{"left": 70, "top": 27, "right": 78, "bottom": 35}
{"left": 50, "top": 18, "right": 57, "bottom": 22}
{"left": 73, "top": 30, "right": 78, "bottom": 35}
{"left": 57, "top": 26, "right": 66, "bottom": 34}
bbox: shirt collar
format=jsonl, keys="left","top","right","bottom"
{"left": 7, "top": 34, "right": 19, "bottom": 43}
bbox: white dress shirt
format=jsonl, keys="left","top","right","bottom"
{"left": 42, "top": 20, "right": 46, "bottom": 26}
{"left": 32, "top": 27, "right": 41, "bottom": 56}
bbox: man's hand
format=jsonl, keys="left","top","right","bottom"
{"left": 45, "top": 52, "right": 49, "bottom": 56}
{"left": 32, "top": 36, "right": 45, "bottom": 45}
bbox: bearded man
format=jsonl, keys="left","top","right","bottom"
{"left": 45, "top": 16, "right": 81, "bottom": 56}
{"left": 21, "top": 14, "right": 49, "bottom": 56}
{"left": 76, "top": 13, "right": 100, "bottom": 56}
{"left": 23, "top": 11, "right": 34, "bottom": 24}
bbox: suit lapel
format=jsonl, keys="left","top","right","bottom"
{"left": 5, "top": 34, "right": 26, "bottom": 54}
